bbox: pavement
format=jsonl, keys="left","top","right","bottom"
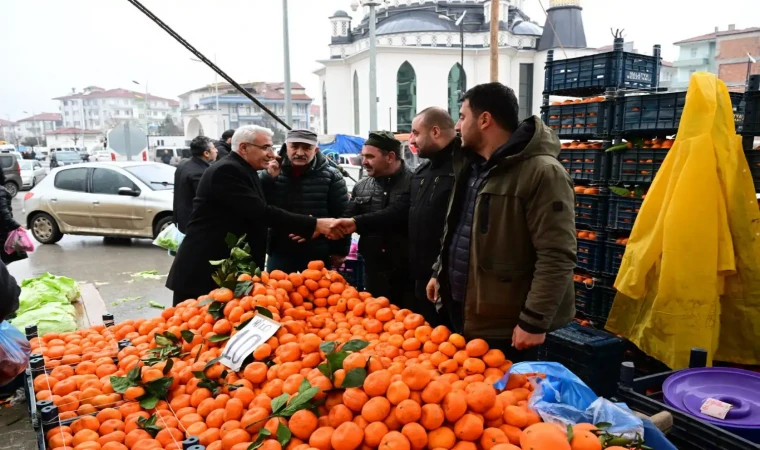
{"left": 1, "top": 195, "right": 175, "bottom": 450}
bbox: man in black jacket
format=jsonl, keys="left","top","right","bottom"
{"left": 333, "top": 109, "right": 457, "bottom": 325}
{"left": 166, "top": 125, "right": 335, "bottom": 306}
{"left": 173, "top": 136, "right": 217, "bottom": 233}
{"left": 214, "top": 129, "right": 235, "bottom": 159}
{"left": 0, "top": 259, "right": 20, "bottom": 322}
{"left": 341, "top": 131, "right": 413, "bottom": 307}
{"left": 261, "top": 130, "right": 349, "bottom": 273}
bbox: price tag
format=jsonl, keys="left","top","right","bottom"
{"left": 701, "top": 398, "right": 733, "bottom": 420}
{"left": 219, "top": 315, "right": 281, "bottom": 372}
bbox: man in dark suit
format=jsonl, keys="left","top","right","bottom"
{"left": 173, "top": 136, "right": 217, "bottom": 233}
{"left": 166, "top": 125, "right": 335, "bottom": 306}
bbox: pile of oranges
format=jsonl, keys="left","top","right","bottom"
{"left": 30, "top": 261, "right": 616, "bottom": 450}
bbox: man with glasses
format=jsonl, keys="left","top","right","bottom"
{"left": 261, "top": 129, "right": 350, "bottom": 273}
{"left": 166, "top": 125, "right": 336, "bottom": 305}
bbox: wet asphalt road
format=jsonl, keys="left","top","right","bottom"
{"left": 9, "top": 196, "right": 173, "bottom": 323}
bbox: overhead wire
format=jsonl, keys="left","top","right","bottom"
{"left": 536, "top": 0, "right": 569, "bottom": 60}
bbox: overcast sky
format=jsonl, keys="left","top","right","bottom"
{"left": 0, "top": 0, "right": 755, "bottom": 121}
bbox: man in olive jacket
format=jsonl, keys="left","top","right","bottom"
{"left": 428, "top": 82, "right": 576, "bottom": 359}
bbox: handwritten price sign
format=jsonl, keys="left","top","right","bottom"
{"left": 220, "top": 315, "right": 281, "bottom": 371}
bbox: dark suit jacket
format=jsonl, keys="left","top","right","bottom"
{"left": 173, "top": 157, "right": 210, "bottom": 233}
{"left": 166, "top": 152, "right": 317, "bottom": 298}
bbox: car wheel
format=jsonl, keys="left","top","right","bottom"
{"left": 153, "top": 215, "right": 173, "bottom": 238}
{"left": 4, "top": 182, "right": 18, "bottom": 198}
{"left": 31, "top": 177, "right": 36, "bottom": 188}
{"left": 31, "top": 212, "right": 63, "bottom": 244}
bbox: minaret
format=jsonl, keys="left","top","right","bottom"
{"left": 537, "top": 0, "right": 587, "bottom": 51}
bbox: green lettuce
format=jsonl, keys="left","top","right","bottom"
{"left": 10, "top": 304, "right": 77, "bottom": 335}
{"left": 16, "top": 273, "right": 79, "bottom": 315}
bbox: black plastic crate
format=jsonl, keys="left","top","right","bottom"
{"left": 731, "top": 92, "right": 745, "bottom": 133}
{"left": 743, "top": 90, "right": 760, "bottom": 136}
{"left": 574, "top": 275, "right": 615, "bottom": 322}
{"left": 576, "top": 236, "right": 604, "bottom": 272}
{"left": 338, "top": 256, "right": 365, "bottom": 291}
{"left": 544, "top": 50, "right": 659, "bottom": 97}
{"left": 558, "top": 146, "right": 610, "bottom": 182}
{"left": 608, "top": 196, "right": 644, "bottom": 230}
{"left": 616, "top": 91, "right": 686, "bottom": 134}
{"left": 538, "top": 322, "right": 624, "bottom": 396}
{"left": 615, "top": 350, "right": 760, "bottom": 450}
{"left": 745, "top": 150, "right": 760, "bottom": 192}
{"left": 542, "top": 100, "right": 613, "bottom": 138}
{"left": 611, "top": 148, "right": 669, "bottom": 183}
{"left": 604, "top": 239, "right": 627, "bottom": 276}
{"left": 574, "top": 193, "right": 608, "bottom": 229}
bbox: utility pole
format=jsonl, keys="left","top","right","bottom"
{"left": 283, "top": 0, "right": 293, "bottom": 127}
{"left": 368, "top": 2, "right": 379, "bottom": 131}
{"left": 214, "top": 54, "right": 220, "bottom": 133}
{"left": 490, "top": 0, "right": 499, "bottom": 82}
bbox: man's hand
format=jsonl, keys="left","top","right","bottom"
{"left": 330, "top": 218, "right": 357, "bottom": 238}
{"left": 315, "top": 218, "right": 337, "bottom": 239}
{"left": 426, "top": 277, "right": 438, "bottom": 303}
{"left": 329, "top": 255, "right": 347, "bottom": 268}
{"left": 511, "top": 326, "right": 546, "bottom": 350}
{"left": 267, "top": 157, "right": 281, "bottom": 178}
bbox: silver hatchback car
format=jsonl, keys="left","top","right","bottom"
{"left": 23, "top": 162, "right": 175, "bottom": 244}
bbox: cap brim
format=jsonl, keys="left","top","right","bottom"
{"left": 286, "top": 138, "right": 318, "bottom": 146}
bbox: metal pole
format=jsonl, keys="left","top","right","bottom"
{"left": 283, "top": 0, "right": 292, "bottom": 127}
{"left": 490, "top": 0, "right": 499, "bottom": 82}
{"left": 145, "top": 81, "right": 149, "bottom": 154}
{"left": 369, "top": 3, "right": 378, "bottom": 131}
{"left": 388, "top": 107, "right": 391, "bottom": 130}
{"left": 214, "top": 53, "right": 220, "bottom": 133}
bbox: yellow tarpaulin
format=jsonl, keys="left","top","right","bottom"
{"left": 605, "top": 73, "right": 760, "bottom": 369}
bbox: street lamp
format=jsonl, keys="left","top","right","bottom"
{"left": 132, "top": 80, "right": 150, "bottom": 156}
{"left": 190, "top": 54, "right": 221, "bottom": 135}
{"left": 351, "top": 0, "right": 384, "bottom": 132}
{"left": 456, "top": 10, "right": 467, "bottom": 95}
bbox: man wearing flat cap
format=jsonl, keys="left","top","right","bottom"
{"left": 261, "top": 129, "right": 350, "bottom": 273}
{"left": 342, "top": 131, "right": 413, "bottom": 306}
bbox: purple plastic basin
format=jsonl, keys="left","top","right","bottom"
{"left": 663, "top": 367, "right": 760, "bottom": 443}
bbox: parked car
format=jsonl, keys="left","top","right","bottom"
{"left": 36, "top": 149, "right": 50, "bottom": 161}
{"left": 93, "top": 151, "right": 115, "bottom": 162}
{"left": 0, "top": 154, "right": 22, "bottom": 197}
{"left": 50, "top": 151, "right": 82, "bottom": 168}
{"left": 24, "top": 162, "right": 175, "bottom": 244}
{"left": 19, "top": 159, "right": 46, "bottom": 190}
{"left": 153, "top": 147, "right": 190, "bottom": 166}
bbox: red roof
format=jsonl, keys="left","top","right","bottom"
{"left": 0, "top": 119, "right": 16, "bottom": 126}
{"left": 18, "top": 113, "right": 62, "bottom": 122}
{"left": 54, "top": 88, "right": 179, "bottom": 107}
{"left": 674, "top": 27, "right": 760, "bottom": 45}
{"left": 45, "top": 128, "right": 102, "bottom": 135}
{"left": 310, "top": 105, "right": 321, "bottom": 115}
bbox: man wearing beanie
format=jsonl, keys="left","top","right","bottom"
{"left": 343, "top": 131, "right": 413, "bottom": 307}
{"left": 215, "top": 129, "right": 235, "bottom": 159}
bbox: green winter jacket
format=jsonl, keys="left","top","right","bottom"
{"left": 434, "top": 116, "right": 577, "bottom": 341}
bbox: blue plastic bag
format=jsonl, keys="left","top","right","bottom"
{"left": 495, "top": 362, "right": 644, "bottom": 437}
{"left": 0, "top": 320, "right": 31, "bottom": 387}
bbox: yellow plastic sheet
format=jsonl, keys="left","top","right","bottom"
{"left": 605, "top": 73, "right": 760, "bottom": 369}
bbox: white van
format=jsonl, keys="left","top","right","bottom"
{"left": 153, "top": 147, "right": 190, "bottom": 166}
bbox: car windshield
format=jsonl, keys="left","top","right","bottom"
{"left": 125, "top": 164, "right": 175, "bottom": 190}
{"left": 19, "top": 161, "right": 34, "bottom": 170}
{"left": 56, "top": 152, "right": 80, "bottom": 161}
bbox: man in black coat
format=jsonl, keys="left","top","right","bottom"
{"left": 172, "top": 136, "right": 217, "bottom": 233}
{"left": 214, "top": 129, "right": 235, "bottom": 159}
{"left": 261, "top": 130, "right": 350, "bottom": 274}
{"left": 166, "top": 125, "right": 335, "bottom": 306}
{"left": 0, "top": 259, "right": 20, "bottom": 322}
{"left": 339, "top": 131, "right": 413, "bottom": 307}
{"left": 332, "top": 108, "right": 457, "bottom": 325}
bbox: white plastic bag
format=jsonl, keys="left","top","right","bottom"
{"left": 152, "top": 224, "right": 185, "bottom": 252}
{"left": 4, "top": 228, "right": 34, "bottom": 255}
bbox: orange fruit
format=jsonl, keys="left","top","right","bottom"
{"left": 569, "top": 430, "right": 602, "bottom": 450}
{"left": 331, "top": 422, "right": 364, "bottom": 450}
{"left": 379, "top": 431, "right": 411, "bottom": 450}
{"left": 290, "top": 410, "right": 319, "bottom": 440}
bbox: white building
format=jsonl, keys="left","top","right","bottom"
{"left": 315, "top": 0, "right": 593, "bottom": 136}
{"left": 179, "top": 81, "right": 314, "bottom": 140}
{"left": 16, "top": 113, "right": 62, "bottom": 142}
{"left": 0, "top": 119, "right": 21, "bottom": 144}
{"left": 44, "top": 128, "right": 103, "bottom": 150}
{"left": 310, "top": 105, "right": 322, "bottom": 134}
{"left": 53, "top": 86, "right": 180, "bottom": 133}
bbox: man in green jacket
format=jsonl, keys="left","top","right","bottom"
{"left": 428, "top": 82, "right": 576, "bottom": 360}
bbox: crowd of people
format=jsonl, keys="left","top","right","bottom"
{"left": 166, "top": 81, "right": 578, "bottom": 362}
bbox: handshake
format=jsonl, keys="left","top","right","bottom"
{"left": 289, "top": 218, "right": 358, "bottom": 243}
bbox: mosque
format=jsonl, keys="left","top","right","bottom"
{"left": 315, "top": 0, "right": 591, "bottom": 135}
